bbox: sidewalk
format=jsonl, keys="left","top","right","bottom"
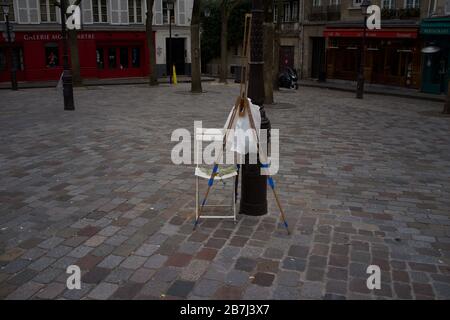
{"left": 0, "top": 75, "right": 216, "bottom": 90}
{"left": 299, "top": 79, "right": 447, "bottom": 102}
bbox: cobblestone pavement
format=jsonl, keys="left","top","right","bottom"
{"left": 1, "top": 83, "right": 450, "bottom": 300}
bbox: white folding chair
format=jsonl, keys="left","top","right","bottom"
{"left": 195, "top": 127, "right": 238, "bottom": 223}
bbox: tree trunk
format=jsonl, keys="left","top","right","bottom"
{"left": 146, "top": 0, "right": 158, "bottom": 86}
{"left": 219, "top": 8, "right": 228, "bottom": 83}
{"left": 68, "top": 29, "right": 82, "bottom": 86}
{"left": 263, "top": 0, "right": 274, "bottom": 104}
{"left": 191, "top": 0, "right": 202, "bottom": 93}
{"left": 444, "top": 81, "right": 450, "bottom": 114}
{"left": 273, "top": 0, "right": 283, "bottom": 91}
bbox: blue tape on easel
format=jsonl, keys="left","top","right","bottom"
{"left": 268, "top": 177, "right": 275, "bottom": 189}
{"left": 261, "top": 163, "right": 269, "bottom": 168}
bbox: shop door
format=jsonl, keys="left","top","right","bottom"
{"left": 311, "top": 38, "right": 325, "bottom": 79}
{"left": 0, "top": 46, "right": 25, "bottom": 82}
{"left": 279, "top": 46, "right": 294, "bottom": 72}
{"left": 166, "top": 38, "right": 186, "bottom": 75}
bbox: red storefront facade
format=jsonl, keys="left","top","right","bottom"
{"left": 0, "top": 31, "right": 154, "bottom": 82}
{"left": 324, "top": 25, "right": 421, "bottom": 89}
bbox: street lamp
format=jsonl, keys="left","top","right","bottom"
{"left": 240, "top": 0, "right": 271, "bottom": 216}
{"left": 1, "top": 0, "right": 18, "bottom": 90}
{"left": 167, "top": 0, "right": 174, "bottom": 84}
{"left": 56, "top": 0, "right": 75, "bottom": 110}
{"left": 356, "top": 0, "right": 371, "bottom": 99}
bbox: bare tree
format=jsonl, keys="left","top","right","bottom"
{"left": 263, "top": 0, "right": 274, "bottom": 104}
{"left": 191, "top": 0, "right": 202, "bottom": 92}
{"left": 146, "top": 0, "right": 158, "bottom": 85}
{"left": 219, "top": 0, "right": 240, "bottom": 83}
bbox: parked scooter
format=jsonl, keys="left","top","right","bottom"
{"left": 278, "top": 67, "right": 299, "bottom": 89}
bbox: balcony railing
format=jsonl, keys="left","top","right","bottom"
{"left": 381, "top": 7, "right": 421, "bottom": 19}
{"left": 308, "top": 5, "right": 341, "bottom": 22}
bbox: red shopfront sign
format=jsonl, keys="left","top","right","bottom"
{"left": 324, "top": 29, "right": 418, "bottom": 39}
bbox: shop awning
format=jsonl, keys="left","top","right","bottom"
{"left": 420, "top": 17, "right": 450, "bottom": 35}
{"left": 324, "top": 29, "right": 418, "bottom": 39}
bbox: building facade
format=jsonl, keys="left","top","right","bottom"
{"left": 0, "top": 0, "right": 193, "bottom": 82}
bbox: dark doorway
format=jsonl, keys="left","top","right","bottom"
{"left": 311, "top": 37, "right": 326, "bottom": 79}
{"left": 166, "top": 38, "right": 186, "bottom": 75}
{"left": 279, "top": 46, "right": 295, "bottom": 71}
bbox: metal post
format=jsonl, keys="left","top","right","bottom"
{"left": 239, "top": 0, "right": 270, "bottom": 216}
{"left": 356, "top": 13, "right": 368, "bottom": 99}
{"left": 59, "top": 0, "right": 75, "bottom": 110}
{"left": 4, "top": 11, "right": 17, "bottom": 90}
{"left": 168, "top": 3, "right": 172, "bottom": 84}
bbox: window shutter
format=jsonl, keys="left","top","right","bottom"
{"left": 120, "top": 0, "right": 129, "bottom": 24}
{"left": 177, "top": 0, "right": 185, "bottom": 25}
{"left": 154, "top": 0, "right": 162, "bottom": 25}
{"left": 186, "top": 0, "right": 193, "bottom": 25}
{"left": 18, "top": 0, "right": 28, "bottom": 23}
{"left": 110, "top": 0, "right": 120, "bottom": 23}
{"left": 82, "top": 0, "right": 94, "bottom": 24}
{"left": 28, "top": 0, "right": 39, "bottom": 23}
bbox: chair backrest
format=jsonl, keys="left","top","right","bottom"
{"left": 195, "top": 128, "right": 225, "bottom": 168}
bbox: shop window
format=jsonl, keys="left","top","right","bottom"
{"left": 40, "top": 0, "right": 57, "bottom": 22}
{"left": 93, "top": 0, "right": 108, "bottom": 22}
{"left": 120, "top": 47, "right": 129, "bottom": 69}
{"left": 0, "top": 0, "right": 15, "bottom": 22}
{"left": 96, "top": 48, "right": 104, "bottom": 69}
{"left": 131, "top": 48, "right": 140, "bottom": 68}
{"left": 45, "top": 43, "right": 59, "bottom": 68}
{"left": 129, "top": 0, "right": 143, "bottom": 23}
{"left": 108, "top": 48, "right": 117, "bottom": 69}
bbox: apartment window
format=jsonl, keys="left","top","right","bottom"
{"left": 428, "top": 0, "right": 436, "bottom": 15}
{"left": 382, "top": 0, "right": 394, "bottom": 8}
{"left": 163, "top": 0, "right": 175, "bottom": 24}
{"left": 291, "top": 1, "right": 298, "bottom": 21}
{"left": 93, "top": 0, "right": 107, "bottom": 22}
{"left": 274, "top": 5, "right": 278, "bottom": 22}
{"left": 446, "top": 0, "right": 450, "bottom": 14}
{"left": 45, "top": 43, "right": 59, "bottom": 67}
{"left": 17, "top": 0, "right": 40, "bottom": 23}
{"left": 405, "top": 0, "right": 419, "bottom": 8}
{"left": 129, "top": 0, "right": 143, "bottom": 23}
{"left": 329, "top": 0, "right": 340, "bottom": 5}
{"left": 283, "top": 3, "right": 290, "bottom": 22}
{"left": 40, "top": 0, "right": 57, "bottom": 22}
{"left": 0, "top": 0, "right": 14, "bottom": 22}
{"left": 353, "top": 0, "right": 362, "bottom": 7}
{"left": 313, "top": 0, "right": 321, "bottom": 7}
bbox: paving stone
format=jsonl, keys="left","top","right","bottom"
{"left": 180, "top": 259, "right": 210, "bottom": 281}
{"left": 277, "top": 270, "right": 300, "bottom": 287}
{"left": 85, "top": 235, "right": 107, "bottom": 247}
{"left": 272, "top": 285, "right": 301, "bottom": 300}
{"left": 120, "top": 255, "right": 147, "bottom": 270}
{"left": 34, "top": 282, "right": 66, "bottom": 299}
{"left": 83, "top": 267, "right": 111, "bottom": 284}
{"left": 98, "top": 255, "right": 125, "bottom": 269}
{"left": 213, "top": 285, "right": 243, "bottom": 299}
{"left": 193, "top": 279, "right": 223, "bottom": 297}
{"left": 166, "top": 280, "right": 195, "bottom": 298}
{"left": 282, "top": 257, "right": 306, "bottom": 272}
{"left": 144, "top": 254, "right": 168, "bottom": 269}
{"left": 235, "top": 257, "right": 257, "bottom": 272}
{"left": 129, "top": 268, "right": 156, "bottom": 283}
{"left": 63, "top": 283, "right": 94, "bottom": 300}
{"left": 88, "top": 282, "right": 119, "bottom": 300}
{"left": 252, "top": 272, "right": 275, "bottom": 287}
{"left": 301, "top": 281, "right": 324, "bottom": 299}
{"left": 111, "top": 282, "right": 144, "bottom": 300}
{"left": 68, "top": 246, "right": 93, "bottom": 258}
{"left": 104, "top": 268, "right": 134, "bottom": 284}
{"left": 6, "top": 281, "right": 44, "bottom": 300}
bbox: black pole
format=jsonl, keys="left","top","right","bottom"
{"left": 239, "top": 0, "right": 270, "bottom": 216}
{"left": 60, "top": 0, "right": 75, "bottom": 110}
{"left": 356, "top": 15, "right": 367, "bottom": 99}
{"left": 169, "top": 5, "right": 172, "bottom": 84}
{"left": 5, "top": 12, "right": 17, "bottom": 90}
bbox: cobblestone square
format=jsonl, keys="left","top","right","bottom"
{"left": 1, "top": 83, "right": 449, "bottom": 300}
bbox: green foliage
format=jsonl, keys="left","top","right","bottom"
{"left": 201, "top": 0, "right": 252, "bottom": 65}
{"left": 227, "top": 0, "right": 252, "bottom": 48}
